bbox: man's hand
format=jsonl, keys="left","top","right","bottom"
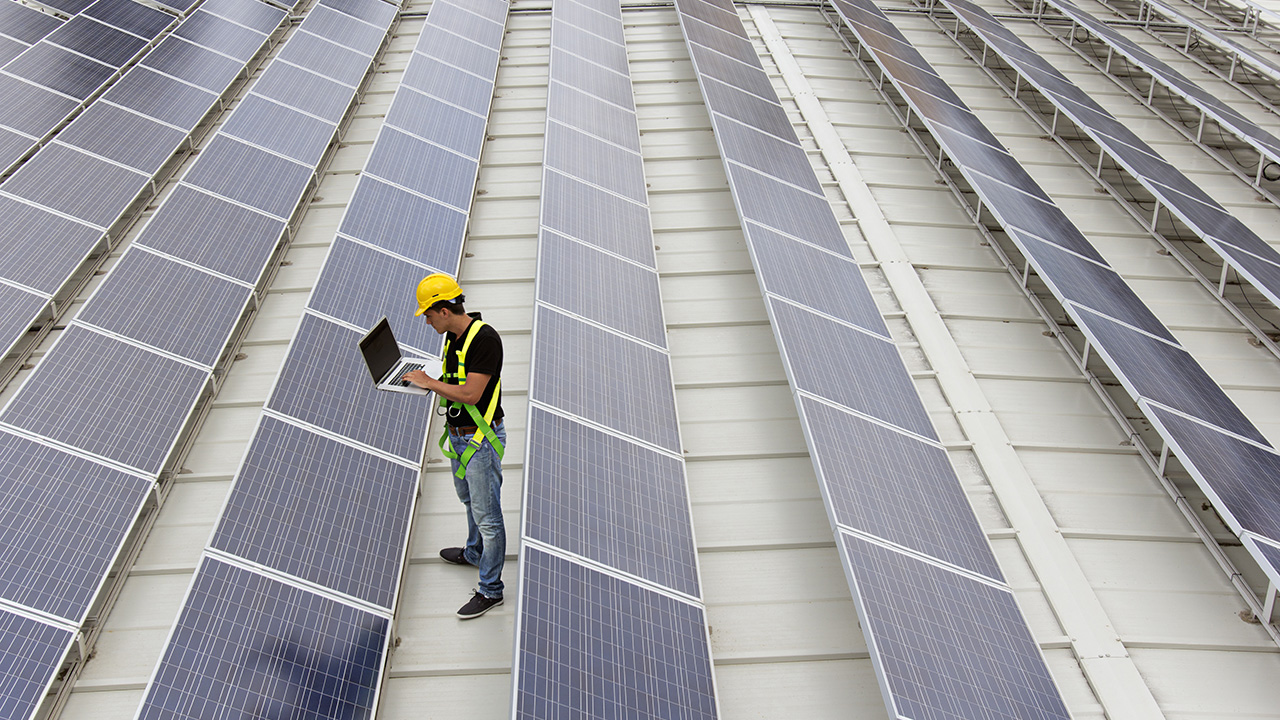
{"left": 403, "top": 370, "right": 432, "bottom": 389}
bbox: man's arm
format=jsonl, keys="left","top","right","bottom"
{"left": 403, "top": 369, "right": 490, "bottom": 406}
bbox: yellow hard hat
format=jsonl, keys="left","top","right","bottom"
{"left": 415, "top": 273, "right": 463, "bottom": 316}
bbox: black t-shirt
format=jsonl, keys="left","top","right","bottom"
{"left": 443, "top": 313, "right": 503, "bottom": 428}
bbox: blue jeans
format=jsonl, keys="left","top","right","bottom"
{"left": 449, "top": 421, "right": 505, "bottom": 598}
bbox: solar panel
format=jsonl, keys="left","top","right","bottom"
{"left": 266, "top": 314, "right": 433, "bottom": 462}
{"left": 277, "top": 31, "right": 372, "bottom": 88}
{"left": 45, "top": 16, "right": 145, "bottom": 67}
{"left": 545, "top": 122, "right": 647, "bottom": 202}
{"left": 541, "top": 170, "right": 655, "bottom": 266}
{"left": 725, "top": 164, "right": 851, "bottom": 255}
{"left": 552, "top": 17, "right": 628, "bottom": 72}
{"left": 401, "top": 53, "right": 495, "bottom": 115}
{"left": 546, "top": 81, "right": 640, "bottom": 152}
{"left": 137, "top": 557, "right": 388, "bottom": 720}
{"left": 57, "top": 102, "right": 186, "bottom": 173}
{"left": 0, "top": 430, "right": 150, "bottom": 621}
{"left": 549, "top": 47, "right": 635, "bottom": 110}
{"left": 0, "top": 75, "right": 78, "bottom": 136}
{"left": 338, "top": 177, "right": 466, "bottom": 274}
{"left": 141, "top": 36, "right": 246, "bottom": 92}
{"left": 687, "top": 43, "right": 776, "bottom": 101}
{"left": 101, "top": 67, "right": 219, "bottom": 129}
{"left": 0, "top": 325, "right": 207, "bottom": 474}
{"left": 35, "top": 0, "right": 91, "bottom": 16}
{"left": 221, "top": 94, "right": 337, "bottom": 167}
{"left": 81, "top": 0, "right": 172, "bottom": 39}
{"left": 308, "top": 240, "right": 441, "bottom": 353}
{"left": 0, "top": 0, "right": 62, "bottom": 45}
{"left": 5, "top": 43, "right": 114, "bottom": 100}
{"left": 0, "top": 285, "right": 46, "bottom": 372}
{"left": 680, "top": 10, "right": 759, "bottom": 66}
{"left": 0, "top": 197, "right": 103, "bottom": 295}
{"left": 416, "top": 24, "right": 499, "bottom": 78}
{"left": 210, "top": 416, "right": 416, "bottom": 609}
{"left": 137, "top": 184, "right": 286, "bottom": 285}
{"left": 0, "top": 37, "right": 25, "bottom": 66}
{"left": 384, "top": 86, "right": 486, "bottom": 159}
{"left": 173, "top": 11, "right": 269, "bottom": 63}
{"left": 181, "top": 135, "right": 313, "bottom": 220}
{"left": 3, "top": 142, "right": 150, "bottom": 228}
{"left": 0, "top": 609, "right": 72, "bottom": 720}
{"left": 318, "top": 0, "right": 396, "bottom": 27}
{"left": 200, "top": 0, "right": 287, "bottom": 34}
{"left": 516, "top": 547, "right": 717, "bottom": 720}
{"left": 701, "top": 76, "right": 796, "bottom": 143}
{"left": 430, "top": 2, "right": 505, "bottom": 50}
{"left": 553, "top": 0, "right": 616, "bottom": 38}
{"left": 364, "top": 128, "right": 477, "bottom": 210}
{"left": 249, "top": 61, "right": 355, "bottom": 122}
{"left": 300, "top": 3, "right": 387, "bottom": 56}
{"left": 714, "top": 117, "right": 823, "bottom": 195}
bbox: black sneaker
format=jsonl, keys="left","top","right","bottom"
{"left": 457, "top": 590, "right": 503, "bottom": 619}
{"left": 439, "top": 547, "right": 472, "bottom": 566}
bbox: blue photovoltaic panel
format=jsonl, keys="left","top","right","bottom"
{"left": 45, "top": 16, "right": 145, "bottom": 67}
{"left": 401, "top": 54, "right": 495, "bottom": 116}
{"left": 210, "top": 416, "right": 416, "bottom": 609}
{"left": 319, "top": 0, "right": 396, "bottom": 27}
{"left": 771, "top": 298, "right": 937, "bottom": 440}
{"left": 266, "top": 314, "right": 433, "bottom": 462}
{"left": 35, "top": 0, "right": 91, "bottom": 15}
{"left": 0, "top": 609, "right": 71, "bottom": 720}
{"left": 182, "top": 136, "right": 313, "bottom": 220}
{"left": 384, "top": 87, "right": 486, "bottom": 160}
{"left": 222, "top": 94, "right": 337, "bottom": 167}
{"left": 0, "top": 0, "right": 62, "bottom": 45}
{"left": 57, "top": 102, "right": 185, "bottom": 173}
{"left": 338, "top": 176, "right": 467, "bottom": 274}
{"left": 0, "top": 285, "right": 46, "bottom": 364}
{"left": 81, "top": 0, "right": 173, "bottom": 39}
{"left": 841, "top": 533, "right": 1070, "bottom": 720}
{"left": 537, "top": 229, "right": 667, "bottom": 348}
{"left": 461, "top": 0, "right": 506, "bottom": 23}
{"left": 0, "top": 197, "right": 103, "bottom": 295}
{"left": 541, "top": 170, "right": 655, "bottom": 267}
{"left": 1251, "top": 538, "right": 1280, "bottom": 582}
{"left": 278, "top": 31, "right": 371, "bottom": 88}
{"left": 516, "top": 547, "right": 716, "bottom": 720}
{"left": 138, "top": 184, "right": 286, "bottom": 284}
{"left": 200, "top": 0, "right": 287, "bottom": 35}
{"left": 525, "top": 408, "right": 699, "bottom": 596}
{"left": 78, "top": 249, "right": 250, "bottom": 367}
{"left": 0, "top": 431, "right": 150, "bottom": 621}
{"left": 364, "top": 128, "right": 477, "bottom": 210}
{"left": 4, "top": 143, "right": 150, "bottom": 228}
{"left": 549, "top": 48, "right": 634, "bottom": 111}
{"left": 142, "top": 37, "right": 246, "bottom": 93}
{"left": 309, "top": 238, "right": 445, "bottom": 355}
{"left": 0, "top": 75, "right": 78, "bottom": 137}
{"left": 545, "top": 122, "right": 646, "bottom": 203}
{"left": 552, "top": 18, "right": 627, "bottom": 72}
{"left": 251, "top": 62, "right": 355, "bottom": 123}
{"left": 547, "top": 80, "right": 640, "bottom": 153}
{"left": 0, "top": 37, "right": 25, "bottom": 66}
{"left": 137, "top": 557, "right": 388, "bottom": 720}
{"left": 415, "top": 24, "right": 499, "bottom": 78}
{"left": 301, "top": 4, "right": 387, "bottom": 56}
{"left": 726, "top": 164, "right": 850, "bottom": 256}
{"left": 0, "top": 326, "right": 208, "bottom": 474}
{"left": 5, "top": 43, "right": 114, "bottom": 100}
{"left": 555, "top": 0, "right": 615, "bottom": 38}
{"left": 531, "top": 306, "right": 680, "bottom": 453}
{"left": 431, "top": 2, "right": 505, "bottom": 50}
{"left": 173, "top": 12, "right": 268, "bottom": 63}
{"left": 801, "top": 396, "right": 1003, "bottom": 580}
{"left": 102, "top": 67, "right": 219, "bottom": 129}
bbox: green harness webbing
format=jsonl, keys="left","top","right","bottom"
{"left": 438, "top": 319, "right": 504, "bottom": 479}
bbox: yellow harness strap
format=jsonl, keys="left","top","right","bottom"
{"left": 438, "top": 320, "right": 504, "bottom": 479}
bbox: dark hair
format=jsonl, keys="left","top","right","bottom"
{"left": 430, "top": 295, "right": 466, "bottom": 315}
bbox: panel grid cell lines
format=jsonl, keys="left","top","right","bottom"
{"left": 938, "top": 0, "right": 1280, "bottom": 313}
{"left": 520, "top": 2, "right": 716, "bottom": 718}
{"left": 0, "top": 0, "right": 63, "bottom": 65}
{"left": 675, "top": 1, "right": 1070, "bottom": 719}
{"left": 833, "top": 0, "right": 1280, "bottom": 597}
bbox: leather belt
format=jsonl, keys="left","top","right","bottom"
{"left": 447, "top": 425, "right": 480, "bottom": 436}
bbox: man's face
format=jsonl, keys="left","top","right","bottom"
{"left": 422, "top": 307, "right": 447, "bottom": 334}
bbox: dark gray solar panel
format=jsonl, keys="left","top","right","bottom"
{"left": 525, "top": 408, "right": 699, "bottom": 596}
{"left": 142, "top": 37, "right": 245, "bottom": 92}
{"left": 553, "top": 0, "right": 615, "bottom": 38}
{"left": 45, "top": 16, "right": 145, "bottom": 67}
{"left": 78, "top": 249, "right": 250, "bottom": 367}
{"left": 384, "top": 87, "right": 486, "bottom": 160}
{"left": 319, "top": 0, "right": 396, "bottom": 27}
{"left": 841, "top": 533, "right": 1071, "bottom": 720}
{"left": 701, "top": 76, "right": 795, "bottom": 143}
{"left": 0, "top": 326, "right": 208, "bottom": 474}
{"left": 531, "top": 306, "right": 680, "bottom": 452}
{"left": 210, "top": 416, "right": 416, "bottom": 609}
{"left": 680, "top": 0, "right": 746, "bottom": 37}
{"left": 0, "top": 76, "right": 78, "bottom": 137}
{"left": 5, "top": 43, "right": 114, "bottom": 100}
{"left": 0, "top": 285, "right": 46, "bottom": 365}
{"left": 549, "top": 48, "right": 635, "bottom": 111}
{"left": 35, "top": 0, "right": 91, "bottom": 15}
{"left": 364, "top": 128, "right": 477, "bottom": 210}
{"left": 545, "top": 122, "right": 647, "bottom": 203}
{"left": 0, "top": 197, "right": 102, "bottom": 294}
{"left": 81, "top": 0, "right": 172, "bottom": 39}
{"left": 687, "top": 43, "right": 775, "bottom": 102}
{"left": 0, "top": 609, "right": 71, "bottom": 720}
{"left": 4, "top": 143, "right": 150, "bottom": 228}
{"left": 300, "top": 4, "right": 387, "bottom": 56}
{"left": 102, "top": 67, "right": 218, "bottom": 129}
{"left": 137, "top": 184, "right": 286, "bottom": 284}
{"left": 516, "top": 547, "right": 716, "bottom": 720}
{"left": 250, "top": 61, "right": 354, "bottom": 122}
{"left": 200, "top": 0, "right": 286, "bottom": 35}
{"left": 401, "top": 53, "right": 495, "bottom": 115}
{"left": 278, "top": 31, "right": 371, "bottom": 88}
{"left": 137, "top": 557, "right": 388, "bottom": 720}
{"left": 680, "top": 9, "right": 759, "bottom": 66}
{"left": 0, "top": 36, "right": 25, "bottom": 65}
{"left": 266, "top": 314, "right": 433, "bottom": 462}
{"left": 222, "top": 93, "right": 336, "bottom": 167}
{"left": 0, "top": 431, "right": 150, "bottom": 621}
{"left": 151, "top": 0, "right": 196, "bottom": 12}
{"left": 182, "top": 136, "right": 313, "bottom": 220}
{"left": 0, "top": 0, "right": 62, "bottom": 44}
{"left": 726, "top": 164, "right": 850, "bottom": 255}
{"left": 553, "top": 17, "right": 628, "bottom": 73}
{"left": 537, "top": 229, "right": 667, "bottom": 348}
{"left": 173, "top": 12, "right": 268, "bottom": 63}
{"left": 714, "top": 117, "right": 822, "bottom": 195}
{"left": 338, "top": 176, "right": 466, "bottom": 274}
{"left": 418, "top": 24, "right": 500, "bottom": 79}
{"left": 0, "top": 127, "right": 28, "bottom": 170}
{"left": 547, "top": 80, "right": 640, "bottom": 152}
{"left": 58, "top": 102, "right": 185, "bottom": 173}
{"left": 541, "top": 170, "right": 655, "bottom": 267}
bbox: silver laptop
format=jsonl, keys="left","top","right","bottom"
{"left": 359, "top": 317, "right": 432, "bottom": 396}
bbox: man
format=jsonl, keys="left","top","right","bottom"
{"left": 403, "top": 273, "right": 506, "bottom": 620}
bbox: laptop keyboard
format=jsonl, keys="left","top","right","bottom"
{"left": 396, "top": 362, "right": 427, "bottom": 386}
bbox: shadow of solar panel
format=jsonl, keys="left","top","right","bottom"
{"left": 726, "top": 164, "right": 850, "bottom": 255}
{"left": 526, "top": 409, "right": 699, "bottom": 595}
{"left": 1147, "top": 404, "right": 1280, "bottom": 539}
{"left": 58, "top": 102, "right": 185, "bottom": 173}
{"left": 279, "top": 31, "right": 370, "bottom": 88}
{"left": 320, "top": 0, "right": 396, "bottom": 27}
{"left": 222, "top": 94, "right": 336, "bottom": 167}
{"left": 83, "top": 0, "right": 173, "bottom": 38}
{"left": 137, "top": 557, "right": 388, "bottom": 720}
{"left": 0, "top": 326, "right": 208, "bottom": 474}
{"left": 47, "top": 17, "right": 145, "bottom": 67}
{"left": 251, "top": 61, "right": 355, "bottom": 123}
{"left": 182, "top": 136, "right": 313, "bottom": 220}
{"left": 309, "top": 238, "right": 445, "bottom": 355}
{"left": 0, "top": 76, "right": 78, "bottom": 137}
{"left": 702, "top": 77, "right": 794, "bottom": 143}
{"left": 542, "top": 170, "right": 655, "bottom": 266}
{"left": 419, "top": 24, "right": 499, "bottom": 79}
{"left": 174, "top": 12, "right": 268, "bottom": 63}
{"left": 688, "top": 44, "right": 775, "bottom": 102}
{"left": 201, "top": 0, "right": 287, "bottom": 34}
{"left": 79, "top": 250, "right": 250, "bottom": 366}
{"left": 1074, "top": 307, "right": 1265, "bottom": 444}
{"left": 35, "top": 0, "right": 91, "bottom": 15}
{"left": 303, "top": 4, "right": 387, "bottom": 56}
{"left": 103, "top": 67, "right": 218, "bottom": 129}
{"left": 840, "top": 533, "right": 1070, "bottom": 720}
{"left": 745, "top": 222, "right": 885, "bottom": 335}
{"left": 5, "top": 143, "right": 149, "bottom": 228}
{"left": 771, "top": 298, "right": 937, "bottom": 440}
{"left": 365, "top": 128, "right": 476, "bottom": 210}
{"left": 547, "top": 81, "right": 640, "bottom": 152}
{"left": 531, "top": 307, "right": 680, "bottom": 452}
{"left": 538, "top": 230, "right": 667, "bottom": 348}
{"left": 0, "top": 431, "right": 150, "bottom": 621}
{"left": 714, "top": 119, "right": 822, "bottom": 195}
{"left": 0, "top": 286, "right": 46, "bottom": 360}
{"left": 267, "top": 314, "right": 433, "bottom": 461}
{"left": 402, "top": 53, "right": 495, "bottom": 115}
{"left": 0, "top": 197, "right": 102, "bottom": 294}
{"left": 0, "top": 609, "right": 71, "bottom": 720}
{"left": 339, "top": 177, "right": 467, "bottom": 272}
{"left": 550, "top": 48, "right": 634, "bottom": 111}
{"left": 801, "top": 397, "right": 1002, "bottom": 580}
{"left": 0, "top": 0, "right": 62, "bottom": 44}
{"left": 138, "top": 185, "right": 286, "bottom": 284}
{"left": 680, "top": 9, "right": 757, "bottom": 66}
{"left": 211, "top": 416, "right": 416, "bottom": 609}
{"left": 385, "top": 87, "right": 486, "bottom": 159}
{"left": 964, "top": 172, "right": 1106, "bottom": 264}
{"left": 553, "top": 18, "right": 627, "bottom": 72}
{"left": 546, "top": 122, "right": 646, "bottom": 203}
{"left": 516, "top": 547, "right": 716, "bottom": 720}
{"left": 7, "top": 43, "right": 114, "bottom": 100}
{"left": 142, "top": 36, "right": 246, "bottom": 92}
{"left": 431, "top": 2, "right": 505, "bottom": 49}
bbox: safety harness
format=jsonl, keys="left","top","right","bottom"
{"left": 438, "top": 319, "right": 504, "bottom": 479}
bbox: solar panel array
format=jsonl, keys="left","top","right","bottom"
{"left": 518, "top": 2, "right": 718, "bottom": 718}
{"left": 0, "top": 0, "right": 63, "bottom": 67}
{"left": 831, "top": 0, "right": 1280, "bottom": 635}
{"left": 136, "top": 2, "right": 510, "bottom": 716}
{"left": 1139, "top": 0, "right": 1280, "bottom": 89}
{"left": 0, "top": 0, "right": 287, "bottom": 382}
{"left": 0, "top": 0, "right": 388, "bottom": 715}
{"left": 675, "top": 1, "right": 1072, "bottom": 718}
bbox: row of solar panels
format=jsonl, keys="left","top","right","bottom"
{"left": 134, "top": 2, "right": 509, "bottom": 717}
{"left": 0, "top": 0, "right": 393, "bottom": 715}
{"left": 833, "top": 0, "right": 1280, "bottom": 637}
{"left": 0, "top": 0, "right": 64, "bottom": 66}
{"left": 517, "top": 0, "right": 718, "bottom": 717}
{"left": 37, "top": 0, "right": 196, "bottom": 20}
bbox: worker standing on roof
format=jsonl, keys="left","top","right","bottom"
{"left": 403, "top": 273, "right": 506, "bottom": 620}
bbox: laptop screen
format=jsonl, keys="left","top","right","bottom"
{"left": 358, "top": 317, "right": 401, "bottom": 383}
